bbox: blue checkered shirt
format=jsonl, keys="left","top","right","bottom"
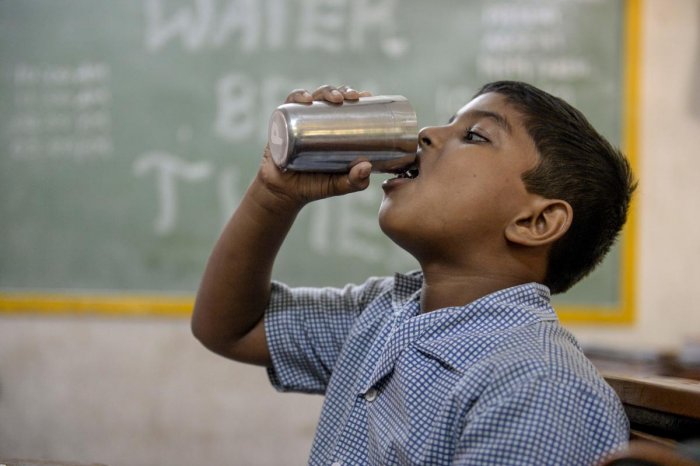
{"left": 265, "top": 272, "right": 629, "bottom": 465}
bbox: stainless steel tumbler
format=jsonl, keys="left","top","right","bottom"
{"left": 268, "top": 95, "right": 418, "bottom": 173}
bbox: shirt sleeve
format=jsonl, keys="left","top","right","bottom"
{"left": 453, "top": 376, "right": 629, "bottom": 466}
{"left": 264, "top": 277, "right": 392, "bottom": 394}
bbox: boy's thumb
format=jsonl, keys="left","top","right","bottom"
{"left": 346, "top": 161, "right": 372, "bottom": 191}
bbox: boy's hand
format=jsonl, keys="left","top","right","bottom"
{"left": 255, "top": 85, "right": 374, "bottom": 211}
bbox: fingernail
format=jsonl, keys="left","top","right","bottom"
{"left": 360, "top": 164, "right": 372, "bottom": 178}
{"left": 331, "top": 90, "right": 342, "bottom": 97}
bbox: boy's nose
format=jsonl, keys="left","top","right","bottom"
{"left": 418, "top": 126, "right": 440, "bottom": 149}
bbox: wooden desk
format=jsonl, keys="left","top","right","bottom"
{"left": 603, "top": 373, "right": 700, "bottom": 442}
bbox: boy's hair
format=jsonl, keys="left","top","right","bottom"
{"left": 474, "top": 81, "right": 636, "bottom": 294}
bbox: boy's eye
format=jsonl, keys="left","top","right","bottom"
{"left": 464, "top": 130, "right": 488, "bottom": 143}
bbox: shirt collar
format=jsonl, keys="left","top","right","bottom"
{"left": 415, "top": 281, "right": 555, "bottom": 334}
{"left": 392, "top": 274, "right": 559, "bottom": 369}
{"left": 390, "top": 270, "right": 423, "bottom": 313}
{"left": 409, "top": 281, "right": 557, "bottom": 374}
{"left": 391, "top": 271, "right": 555, "bottom": 329}
{"left": 360, "top": 274, "right": 557, "bottom": 392}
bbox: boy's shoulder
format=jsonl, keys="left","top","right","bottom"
{"left": 418, "top": 319, "right": 623, "bottom": 417}
{"left": 353, "top": 274, "right": 614, "bottom": 400}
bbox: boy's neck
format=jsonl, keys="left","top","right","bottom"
{"left": 419, "top": 266, "right": 532, "bottom": 313}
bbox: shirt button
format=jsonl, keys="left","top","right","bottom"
{"left": 364, "top": 387, "right": 379, "bottom": 402}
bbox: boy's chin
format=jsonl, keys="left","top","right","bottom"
{"left": 378, "top": 210, "right": 416, "bottom": 253}
{"left": 378, "top": 196, "right": 406, "bottom": 226}
{"left": 377, "top": 202, "right": 400, "bottom": 236}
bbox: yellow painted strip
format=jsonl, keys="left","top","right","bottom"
{"left": 619, "top": 0, "right": 642, "bottom": 325}
{"left": 559, "top": 307, "right": 632, "bottom": 325}
{"left": 0, "top": 293, "right": 194, "bottom": 317}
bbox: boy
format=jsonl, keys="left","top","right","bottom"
{"left": 192, "top": 81, "right": 635, "bottom": 465}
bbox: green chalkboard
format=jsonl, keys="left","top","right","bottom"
{"left": 0, "top": 0, "right": 636, "bottom": 318}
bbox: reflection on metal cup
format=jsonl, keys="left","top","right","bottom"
{"left": 268, "top": 95, "right": 418, "bottom": 173}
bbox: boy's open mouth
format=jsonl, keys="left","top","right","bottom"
{"left": 381, "top": 157, "right": 421, "bottom": 190}
{"left": 395, "top": 164, "right": 420, "bottom": 179}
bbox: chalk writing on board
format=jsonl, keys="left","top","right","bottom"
{"left": 133, "top": 151, "right": 212, "bottom": 235}
{"left": 6, "top": 63, "right": 113, "bottom": 162}
{"left": 475, "top": 2, "right": 597, "bottom": 104}
{"left": 131, "top": 149, "right": 391, "bottom": 265}
{"left": 214, "top": 73, "right": 380, "bottom": 143}
{"left": 481, "top": 3, "right": 563, "bottom": 26}
{"left": 144, "top": 0, "right": 408, "bottom": 58}
{"left": 309, "top": 187, "right": 384, "bottom": 260}
{"left": 215, "top": 73, "right": 257, "bottom": 142}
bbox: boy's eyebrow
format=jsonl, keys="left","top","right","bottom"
{"left": 448, "top": 110, "right": 512, "bottom": 134}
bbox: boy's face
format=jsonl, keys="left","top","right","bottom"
{"left": 378, "top": 92, "right": 541, "bottom": 261}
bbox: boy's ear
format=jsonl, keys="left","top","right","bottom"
{"left": 505, "top": 198, "right": 573, "bottom": 247}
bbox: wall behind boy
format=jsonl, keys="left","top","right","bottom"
{"left": 570, "top": 0, "right": 700, "bottom": 352}
{"left": 0, "top": 1, "right": 699, "bottom": 465}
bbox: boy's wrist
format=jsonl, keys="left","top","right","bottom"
{"left": 246, "top": 175, "right": 305, "bottom": 219}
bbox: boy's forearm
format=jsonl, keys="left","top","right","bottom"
{"left": 192, "top": 86, "right": 373, "bottom": 364}
{"left": 191, "top": 177, "right": 301, "bottom": 362}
